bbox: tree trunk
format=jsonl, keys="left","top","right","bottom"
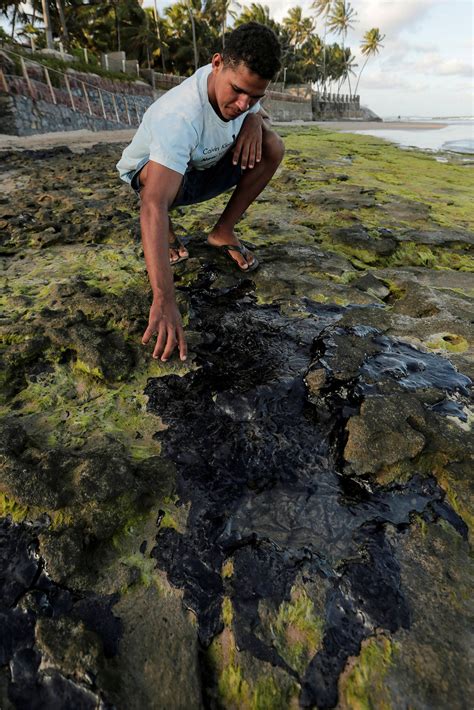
{"left": 322, "top": 21, "right": 327, "bottom": 92}
{"left": 153, "top": 0, "right": 167, "bottom": 73}
{"left": 188, "top": 2, "right": 198, "bottom": 71}
{"left": 41, "top": 0, "right": 54, "bottom": 50}
{"left": 55, "top": 0, "right": 69, "bottom": 46}
{"left": 10, "top": 4, "right": 17, "bottom": 40}
{"left": 114, "top": 6, "right": 121, "bottom": 52}
{"left": 354, "top": 54, "right": 369, "bottom": 96}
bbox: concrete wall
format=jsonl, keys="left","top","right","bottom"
{"left": 262, "top": 94, "right": 313, "bottom": 122}
{"left": 311, "top": 94, "right": 381, "bottom": 121}
{"left": 264, "top": 90, "right": 380, "bottom": 122}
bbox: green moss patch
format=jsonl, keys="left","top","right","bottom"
{"left": 339, "top": 636, "right": 394, "bottom": 710}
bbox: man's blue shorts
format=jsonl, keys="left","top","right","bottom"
{"left": 129, "top": 150, "right": 242, "bottom": 208}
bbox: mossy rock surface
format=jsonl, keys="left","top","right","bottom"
{"left": 1, "top": 129, "right": 473, "bottom": 708}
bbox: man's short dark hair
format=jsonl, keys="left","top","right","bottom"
{"left": 223, "top": 22, "right": 281, "bottom": 80}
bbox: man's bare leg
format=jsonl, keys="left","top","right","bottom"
{"left": 207, "top": 130, "right": 285, "bottom": 269}
{"left": 139, "top": 162, "right": 188, "bottom": 264}
{"left": 168, "top": 217, "right": 188, "bottom": 263}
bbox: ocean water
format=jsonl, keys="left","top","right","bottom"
{"left": 346, "top": 118, "right": 474, "bottom": 154}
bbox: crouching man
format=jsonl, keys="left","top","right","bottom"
{"left": 117, "top": 22, "right": 285, "bottom": 362}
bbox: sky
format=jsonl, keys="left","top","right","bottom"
{"left": 146, "top": 0, "right": 474, "bottom": 118}
{"left": 3, "top": 1, "right": 473, "bottom": 118}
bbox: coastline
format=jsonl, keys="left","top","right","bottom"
{"left": 0, "top": 120, "right": 451, "bottom": 153}
{"left": 290, "top": 120, "right": 449, "bottom": 131}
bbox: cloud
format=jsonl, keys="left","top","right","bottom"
{"left": 359, "top": 70, "right": 430, "bottom": 91}
{"left": 437, "top": 59, "right": 473, "bottom": 77}
{"left": 410, "top": 52, "right": 473, "bottom": 77}
{"left": 262, "top": 0, "right": 443, "bottom": 34}
{"left": 347, "top": 0, "right": 443, "bottom": 37}
{"left": 356, "top": 71, "right": 411, "bottom": 90}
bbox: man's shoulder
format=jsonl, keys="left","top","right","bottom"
{"left": 147, "top": 65, "right": 210, "bottom": 123}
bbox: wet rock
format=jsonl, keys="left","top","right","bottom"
{"left": 399, "top": 226, "right": 474, "bottom": 246}
{"left": 353, "top": 273, "right": 390, "bottom": 300}
{"left": 0, "top": 517, "right": 121, "bottom": 708}
{"left": 55, "top": 320, "right": 135, "bottom": 382}
{"left": 378, "top": 194, "right": 432, "bottom": 223}
{"left": 390, "top": 280, "right": 441, "bottom": 317}
{"left": 0, "top": 421, "right": 28, "bottom": 457}
{"left": 39, "top": 528, "right": 89, "bottom": 585}
{"left": 35, "top": 617, "right": 102, "bottom": 681}
{"left": 103, "top": 585, "right": 203, "bottom": 710}
{"left": 330, "top": 225, "right": 398, "bottom": 257}
{"left": 304, "top": 184, "right": 377, "bottom": 210}
{"left": 0, "top": 445, "right": 74, "bottom": 510}
{"left": 377, "top": 521, "right": 474, "bottom": 710}
{"left": 72, "top": 453, "right": 136, "bottom": 505}
{"left": 344, "top": 395, "right": 427, "bottom": 476}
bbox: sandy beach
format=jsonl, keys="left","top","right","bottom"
{"left": 0, "top": 121, "right": 449, "bottom": 153}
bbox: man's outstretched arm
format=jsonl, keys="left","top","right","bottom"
{"left": 139, "top": 161, "right": 187, "bottom": 362}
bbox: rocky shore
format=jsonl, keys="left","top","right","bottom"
{"left": 1, "top": 127, "right": 473, "bottom": 709}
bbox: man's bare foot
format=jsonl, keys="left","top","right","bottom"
{"left": 169, "top": 225, "right": 189, "bottom": 264}
{"left": 207, "top": 227, "right": 256, "bottom": 270}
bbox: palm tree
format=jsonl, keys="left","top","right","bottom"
{"left": 323, "top": 42, "right": 346, "bottom": 93}
{"left": 234, "top": 2, "right": 278, "bottom": 31}
{"left": 210, "top": 0, "right": 238, "bottom": 49}
{"left": 165, "top": 0, "right": 207, "bottom": 74}
{"left": 327, "top": 0, "right": 357, "bottom": 95}
{"left": 152, "top": 0, "right": 167, "bottom": 72}
{"left": 123, "top": 5, "right": 158, "bottom": 67}
{"left": 353, "top": 27, "right": 385, "bottom": 95}
{"left": 337, "top": 47, "right": 356, "bottom": 93}
{"left": 283, "top": 6, "right": 314, "bottom": 50}
{"left": 311, "top": 0, "right": 332, "bottom": 92}
{"left": 0, "top": 1, "right": 28, "bottom": 40}
{"left": 186, "top": 0, "right": 199, "bottom": 70}
{"left": 299, "top": 32, "right": 323, "bottom": 83}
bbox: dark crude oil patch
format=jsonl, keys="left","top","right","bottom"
{"left": 147, "top": 277, "right": 469, "bottom": 709}
{"left": 0, "top": 516, "right": 120, "bottom": 708}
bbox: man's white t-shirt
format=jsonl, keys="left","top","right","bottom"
{"left": 116, "top": 64, "right": 261, "bottom": 183}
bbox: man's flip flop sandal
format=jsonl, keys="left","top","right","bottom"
{"left": 216, "top": 243, "right": 260, "bottom": 273}
{"left": 169, "top": 236, "right": 189, "bottom": 265}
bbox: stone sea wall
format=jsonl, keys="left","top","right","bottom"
{"left": 0, "top": 91, "right": 155, "bottom": 136}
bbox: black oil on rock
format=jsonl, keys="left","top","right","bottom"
{"left": 147, "top": 277, "right": 470, "bottom": 709}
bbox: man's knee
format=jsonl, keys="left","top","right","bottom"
{"left": 262, "top": 130, "right": 285, "bottom": 167}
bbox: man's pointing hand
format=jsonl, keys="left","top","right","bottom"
{"left": 142, "top": 297, "right": 187, "bottom": 362}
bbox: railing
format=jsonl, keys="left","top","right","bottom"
{"left": 314, "top": 92, "right": 360, "bottom": 103}
{"left": 0, "top": 47, "right": 153, "bottom": 127}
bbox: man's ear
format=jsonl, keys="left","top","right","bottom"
{"left": 211, "top": 53, "right": 223, "bottom": 70}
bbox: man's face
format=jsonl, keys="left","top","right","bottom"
{"left": 209, "top": 54, "right": 269, "bottom": 121}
